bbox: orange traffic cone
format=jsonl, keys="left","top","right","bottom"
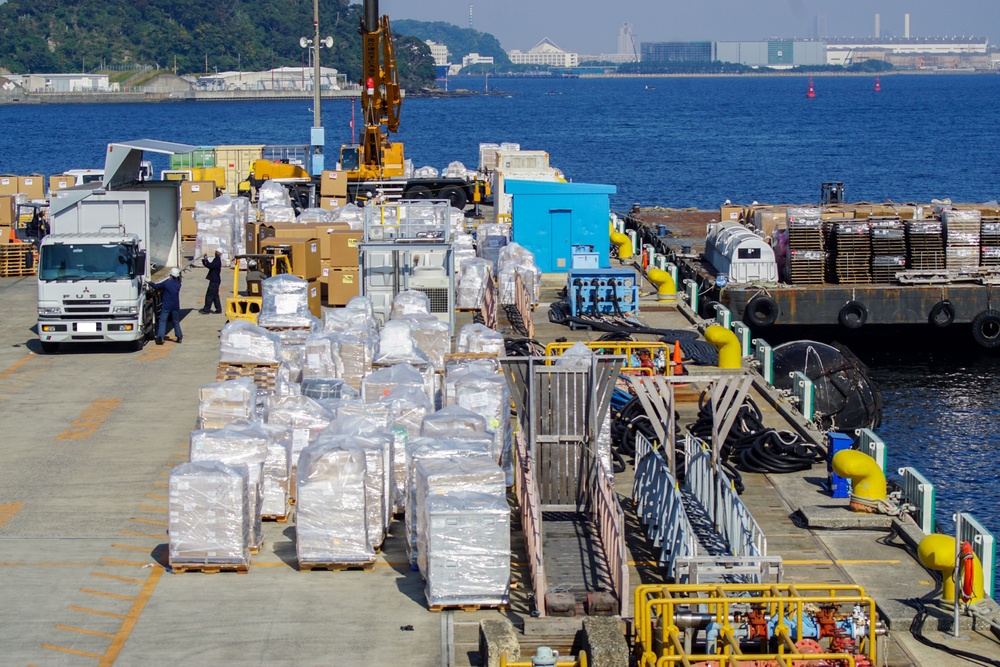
{"left": 672, "top": 340, "right": 686, "bottom": 376}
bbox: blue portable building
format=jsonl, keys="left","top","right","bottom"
{"left": 506, "top": 180, "right": 617, "bottom": 273}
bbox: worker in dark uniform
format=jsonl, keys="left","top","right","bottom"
{"left": 199, "top": 249, "right": 223, "bottom": 314}
{"left": 153, "top": 268, "right": 183, "bottom": 345}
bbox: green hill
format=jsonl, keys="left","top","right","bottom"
{"left": 392, "top": 20, "right": 509, "bottom": 66}
{"left": 0, "top": 0, "right": 436, "bottom": 87}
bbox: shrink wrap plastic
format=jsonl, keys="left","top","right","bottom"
{"left": 498, "top": 242, "right": 541, "bottom": 304}
{"left": 346, "top": 295, "right": 374, "bottom": 318}
{"left": 297, "top": 208, "right": 334, "bottom": 224}
{"left": 275, "top": 362, "right": 301, "bottom": 398}
{"left": 330, "top": 203, "right": 364, "bottom": 230}
{"left": 188, "top": 426, "right": 267, "bottom": 550}
{"left": 194, "top": 195, "right": 247, "bottom": 264}
{"left": 331, "top": 403, "right": 391, "bottom": 430}
{"left": 423, "top": 491, "right": 511, "bottom": 607}
{"left": 262, "top": 206, "right": 296, "bottom": 223}
{"left": 335, "top": 331, "right": 375, "bottom": 388}
{"left": 556, "top": 341, "right": 595, "bottom": 368}
{"left": 168, "top": 461, "right": 250, "bottom": 568}
{"left": 302, "top": 333, "right": 345, "bottom": 379}
{"left": 421, "top": 405, "right": 489, "bottom": 438}
{"left": 257, "top": 180, "right": 292, "bottom": 211}
{"left": 265, "top": 396, "right": 335, "bottom": 463}
{"left": 276, "top": 329, "right": 310, "bottom": 382}
{"left": 414, "top": 456, "right": 506, "bottom": 575}
{"left": 414, "top": 165, "right": 439, "bottom": 178}
{"left": 197, "top": 377, "right": 257, "bottom": 428}
{"left": 449, "top": 207, "right": 467, "bottom": 236}
{"left": 476, "top": 223, "right": 509, "bottom": 240}
{"left": 405, "top": 317, "right": 451, "bottom": 369}
{"left": 452, "top": 372, "right": 513, "bottom": 483}
{"left": 314, "top": 432, "right": 391, "bottom": 550}
{"left": 391, "top": 290, "right": 432, "bottom": 318}
{"left": 443, "top": 360, "right": 500, "bottom": 405}
{"left": 362, "top": 363, "right": 425, "bottom": 403}
{"left": 253, "top": 422, "right": 293, "bottom": 518}
{"left": 379, "top": 386, "right": 433, "bottom": 507}
{"left": 219, "top": 320, "right": 281, "bottom": 364}
{"left": 456, "top": 258, "right": 493, "bottom": 309}
{"left": 323, "top": 305, "right": 377, "bottom": 333}
{"left": 259, "top": 275, "right": 316, "bottom": 328}
{"left": 374, "top": 319, "right": 429, "bottom": 366}
{"left": 442, "top": 160, "right": 471, "bottom": 180}
{"left": 453, "top": 242, "right": 477, "bottom": 279}
{"left": 456, "top": 323, "right": 504, "bottom": 356}
{"left": 295, "top": 444, "right": 374, "bottom": 564}
{"left": 404, "top": 438, "right": 494, "bottom": 563}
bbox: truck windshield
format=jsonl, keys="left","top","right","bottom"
{"left": 39, "top": 244, "right": 134, "bottom": 281}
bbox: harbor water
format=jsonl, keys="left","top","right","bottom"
{"left": 2, "top": 73, "right": 997, "bottom": 570}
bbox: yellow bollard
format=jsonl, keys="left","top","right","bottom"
{"left": 704, "top": 325, "right": 741, "bottom": 369}
{"left": 918, "top": 533, "right": 985, "bottom": 604}
{"left": 610, "top": 224, "right": 633, "bottom": 260}
{"left": 831, "top": 450, "right": 886, "bottom": 511}
{"left": 647, "top": 268, "right": 676, "bottom": 301}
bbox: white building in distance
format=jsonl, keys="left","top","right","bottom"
{"left": 195, "top": 67, "right": 343, "bottom": 92}
{"left": 19, "top": 73, "right": 117, "bottom": 93}
{"left": 462, "top": 53, "right": 494, "bottom": 68}
{"left": 425, "top": 40, "right": 450, "bottom": 66}
{"left": 508, "top": 38, "right": 579, "bottom": 67}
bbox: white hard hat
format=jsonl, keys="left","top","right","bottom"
{"left": 169, "top": 267, "right": 181, "bottom": 278}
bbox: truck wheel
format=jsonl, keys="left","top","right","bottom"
{"left": 128, "top": 338, "right": 146, "bottom": 352}
{"left": 439, "top": 186, "right": 467, "bottom": 210}
{"left": 405, "top": 185, "right": 432, "bottom": 199}
{"left": 40, "top": 341, "right": 59, "bottom": 354}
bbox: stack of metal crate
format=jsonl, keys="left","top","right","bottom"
{"left": 827, "top": 220, "right": 871, "bottom": 284}
{"left": 905, "top": 220, "right": 945, "bottom": 270}
{"left": 870, "top": 217, "right": 907, "bottom": 284}
{"left": 942, "top": 209, "right": 982, "bottom": 269}
{"left": 981, "top": 217, "right": 1000, "bottom": 267}
{"left": 784, "top": 208, "right": 825, "bottom": 285}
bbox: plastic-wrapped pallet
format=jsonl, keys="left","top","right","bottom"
{"left": 421, "top": 404, "right": 490, "bottom": 439}
{"left": 334, "top": 331, "right": 374, "bottom": 389}
{"left": 265, "top": 395, "right": 335, "bottom": 464}
{"left": 277, "top": 328, "right": 310, "bottom": 372}
{"left": 442, "top": 161, "right": 471, "bottom": 180}
{"left": 362, "top": 363, "right": 425, "bottom": 403}
{"left": 331, "top": 203, "right": 364, "bottom": 230}
{"left": 374, "top": 319, "right": 429, "bottom": 366}
{"left": 297, "top": 207, "right": 334, "bottom": 224}
{"left": 168, "top": 461, "right": 251, "bottom": 570}
{"left": 322, "top": 417, "right": 394, "bottom": 526}
{"left": 456, "top": 258, "right": 493, "bottom": 309}
{"left": 274, "top": 362, "right": 301, "bottom": 398}
{"left": 456, "top": 323, "right": 504, "bottom": 356}
{"left": 302, "top": 333, "right": 345, "bottom": 379}
{"left": 254, "top": 422, "right": 293, "bottom": 519}
{"left": 556, "top": 341, "right": 595, "bottom": 368}
{"left": 323, "top": 305, "right": 377, "bottom": 334}
{"left": 379, "top": 386, "right": 433, "bottom": 508}
{"left": 194, "top": 195, "right": 242, "bottom": 264}
{"left": 404, "top": 316, "right": 451, "bottom": 369}
{"left": 942, "top": 209, "right": 982, "bottom": 269}
{"left": 391, "top": 290, "right": 432, "bottom": 318}
{"left": 414, "top": 455, "right": 506, "bottom": 576}
{"left": 257, "top": 180, "right": 292, "bottom": 211}
{"left": 198, "top": 377, "right": 257, "bottom": 429}
{"left": 404, "top": 437, "right": 494, "bottom": 564}
{"left": 314, "top": 431, "right": 391, "bottom": 550}
{"left": 219, "top": 320, "right": 281, "bottom": 364}
{"left": 188, "top": 425, "right": 267, "bottom": 551}
{"left": 498, "top": 242, "right": 541, "bottom": 304}
{"left": 259, "top": 275, "right": 315, "bottom": 329}
{"left": 443, "top": 360, "right": 500, "bottom": 406}
{"left": 295, "top": 443, "right": 373, "bottom": 566}
{"left": 414, "top": 165, "right": 439, "bottom": 178}
{"left": 262, "top": 206, "right": 296, "bottom": 223}
{"left": 424, "top": 491, "right": 511, "bottom": 608}
{"left": 452, "top": 371, "right": 513, "bottom": 483}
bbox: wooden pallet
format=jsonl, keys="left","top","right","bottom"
{"left": 428, "top": 601, "right": 509, "bottom": 613}
{"left": 171, "top": 562, "right": 249, "bottom": 574}
{"left": 261, "top": 513, "right": 289, "bottom": 523}
{"left": 250, "top": 541, "right": 264, "bottom": 555}
{"left": 0, "top": 244, "right": 37, "bottom": 277}
{"left": 298, "top": 560, "right": 376, "bottom": 572}
{"left": 216, "top": 362, "right": 279, "bottom": 394}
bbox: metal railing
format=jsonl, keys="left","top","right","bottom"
{"left": 594, "top": 458, "right": 629, "bottom": 616}
{"left": 633, "top": 433, "right": 697, "bottom": 576}
{"left": 732, "top": 321, "right": 752, "bottom": 357}
{"left": 753, "top": 338, "right": 774, "bottom": 385}
{"left": 897, "top": 466, "right": 936, "bottom": 534}
{"left": 673, "top": 555, "right": 783, "bottom": 585}
{"left": 362, "top": 200, "right": 451, "bottom": 242}
{"left": 855, "top": 427, "right": 888, "bottom": 473}
{"left": 514, "top": 431, "right": 548, "bottom": 616}
{"left": 791, "top": 371, "right": 815, "bottom": 422}
{"left": 958, "top": 512, "right": 996, "bottom": 598}
{"left": 714, "top": 302, "right": 732, "bottom": 329}
{"left": 545, "top": 341, "right": 671, "bottom": 375}
{"left": 683, "top": 279, "right": 698, "bottom": 311}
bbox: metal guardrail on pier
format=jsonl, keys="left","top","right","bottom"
{"left": 514, "top": 432, "right": 548, "bottom": 616}
{"left": 632, "top": 433, "right": 696, "bottom": 576}
{"left": 855, "top": 427, "right": 888, "bottom": 473}
{"left": 897, "top": 466, "right": 936, "bottom": 535}
{"left": 958, "top": 512, "right": 996, "bottom": 598}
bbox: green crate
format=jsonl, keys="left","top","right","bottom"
{"left": 170, "top": 148, "right": 216, "bottom": 170}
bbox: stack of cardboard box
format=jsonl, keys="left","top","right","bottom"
{"left": 0, "top": 195, "right": 14, "bottom": 243}
{"left": 323, "top": 223, "right": 362, "bottom": 306}
{"left": 48, "top": 175, "right": 74, "bottom": 195}
{"left": 181, "top": 181, "right": 219, "bottom": 238}
{"left": 258, "top": 223, "right": 324, "bottom": 317}
{"left": 319, "top": 170, "right": 348, "bottom": 211}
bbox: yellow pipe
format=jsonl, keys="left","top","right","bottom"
{"left": 917, "top": 534, "right": 985, "bottom": 603}
{"left": 704, "top": 325, "right": 741, "bottom": 369}
{"left": 610, "top": 224, "right": 633, "bottom": 259}
{"left": 831, "top": 450, "right": 887, "bottom": 504}
{"left": 647, "top": 268, "right": 677, "bottom": 301}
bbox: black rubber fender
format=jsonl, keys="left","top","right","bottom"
{"left": 838, "top": 300, "right": 868, "bottom": 329}
{"left": 928, "top": 299, "right": 956, "bottom": 328}
{"left": 744, "top": 295, "right": 780, "bottom": 327}
{"left": 971, "top": 309, "right": 1000, "bottom": 348}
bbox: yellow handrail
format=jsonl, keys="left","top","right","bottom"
{"left": 544, "top": 341, "right": 671, "bottom": 374}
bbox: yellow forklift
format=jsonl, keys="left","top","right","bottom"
{"left": 225, "top": 251, "right": 292, "bottom": 323}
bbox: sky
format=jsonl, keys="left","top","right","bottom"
{"left": 374, "top": 1, "right": 1000, "bottom": 55}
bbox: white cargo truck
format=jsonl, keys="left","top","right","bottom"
{"left": 36, "top": 140, "right": 194, "bottom": 352}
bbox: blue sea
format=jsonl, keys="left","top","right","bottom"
{"left": 2, "top": 73, "right": 998, "bottom": 574}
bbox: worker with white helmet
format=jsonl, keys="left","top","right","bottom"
{"left": 151, "top": 267, "right": 184, "bottom": 345}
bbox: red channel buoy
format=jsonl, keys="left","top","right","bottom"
{"left": 874, "top": 76, "right": 881, "bottom": 92}
{"left": 806, "top": 77, "right": 816, "bottom": 98}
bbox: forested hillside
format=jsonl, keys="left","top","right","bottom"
{"left": 393, "top": 20, "right": 509, "bottom": 65}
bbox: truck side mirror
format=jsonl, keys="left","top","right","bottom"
{"left": 134, "top": 251, "right": 147, "bottom": 277}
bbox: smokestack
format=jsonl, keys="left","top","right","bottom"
{"left": 875, "top": 13, "right": 881, "bottom": 38}
{"left": 905, "top": 13, "right": 910, "bottom": 38}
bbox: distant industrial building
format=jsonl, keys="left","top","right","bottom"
{"left": 195, "top": 67, "right": 344, "bottom": 92}
{"left": 462, "top": 53, "right": 494, "bottom": 68}
{"left": 508, "top": 38, "right": 579, "bottom": 67}
{"left": 641, "top": 42, "right": 713, "bottom": 63}
{"left": 14, "top": 73, "right": 117, "bottom": 93}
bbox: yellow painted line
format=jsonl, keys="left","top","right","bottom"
{"left": 0, "top": 562, "right": 95, "bottom": 567}
{"left": 0, "top": 501, "right": 24, "bottom": 526}
{"left": 153, "top": 482, "right": 167, "bottom": 488}
{"left": 120, "top": 530, "right": 164, "bottom": 539}
{"left": 91, "top": 572, "right": 145, "bottom": 585}
{"left": 145, "top": 493, "right": 167, "bottom": 499}
{"left": 56, "top": 624, "right": 116, "bottom": 639}
{"left": 56, "top": 398, "right": 123, "bottom": 441}
{"left": 68, "top": 605, "right": 126, "bottom": 620}
{"left": 137, "top": 506, "right": 167, "bottom": 513}
{"left": 783, "top": 559, "right": 901, "bottom": 565}
{"left": 137, "top": 346, "right": 172, "bottom": 361}
{"left": 100, "top": 558, "right": 148, "bottom": 568}
{"left": 0, "top": 354, "right": 37, "bottom": 380}
{"left": 98, "top": 567, "right": 163, "bottom": 667}
{"left": 919, "top": 580, "right": 934, "bottom": 585}
{"left": 42, "top": 644, "right": 102, "bottom": 659}
{"left": 111, "top": 543, "right": 159, "bottom": 553}
{"left": 80, "top": 587, "right": 137, "bottom": 602}
{"left": 130, "top": 517, "right": 167, "bottom": 527}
